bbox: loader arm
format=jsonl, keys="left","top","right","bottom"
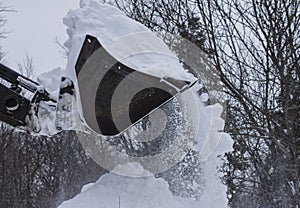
{"left": 0, "top": 63, "right": 56, "bottom": 128}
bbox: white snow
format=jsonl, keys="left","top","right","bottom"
{"left": 58, "top": 163, "right": 200, "bottom": 208}
{"left": 55, "top": 1, "right": 233, "bottom": 208}
{"left": 3, "top": 1, "right": 233, "bottom": 206}
{"left": 57, "top": 136, "right": 232, "bottom": 208}
{"left": 63, "top": 1, "right": 197, "bottom": 82}
{"left": 58, "top": 153, "right": 232, "bottom": 208}
{"left": 60, "top": 0, "right": 198, "bottom": 135}
{"left": 37, "top": 67, "right": 63, "bottom": 98}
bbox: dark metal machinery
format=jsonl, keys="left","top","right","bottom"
{"left": 0, "top": 35, "right": 196, "bottom": 136}
{"left": 0, "top": 63, "right": 55, "bottom": 128}
{"left": 75, "top": 35, "right": 193, "bottom": 135}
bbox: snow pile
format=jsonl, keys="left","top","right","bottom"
{"left": 63, "top": 0, "right": 196, "bottom": 82}
{"left": 57, "top": 135, "right": 232, "bottom": 208}
{"left": 60, "top": 0, "right": 198, "bottom": 135}
{"left": 58, "top": 163, "right": 200, "bottom": 208}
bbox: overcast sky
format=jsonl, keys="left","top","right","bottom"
{"left": 2, "top": 1, "right": 79, "bottom": 75}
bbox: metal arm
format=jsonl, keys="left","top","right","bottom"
{"left": 0, "top": 63, "right": 56, "bottom": 129}
{"left": 0, "top": 63, "right": 56, "bottom": 103}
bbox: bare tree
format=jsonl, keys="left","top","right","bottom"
{"left": 0, "top": 2, "right": 15, "bottom": 62}
{"left": 110, "top": 0, "right": 300, "bottom": 206}
{"left": 196, "top": 1, "right": 300, "bottom": 206}
{"left": 18, "top": 52, "right": 35, "bottom": 78}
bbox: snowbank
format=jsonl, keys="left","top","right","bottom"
{"left": 58, "top": 163, "right": 200, "bottom": 208}
{"left": 58, "top": 152, "right": 232, "bottom": 208}
{"left": 57, "top": 128, "right": 232, "bottom": 208}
